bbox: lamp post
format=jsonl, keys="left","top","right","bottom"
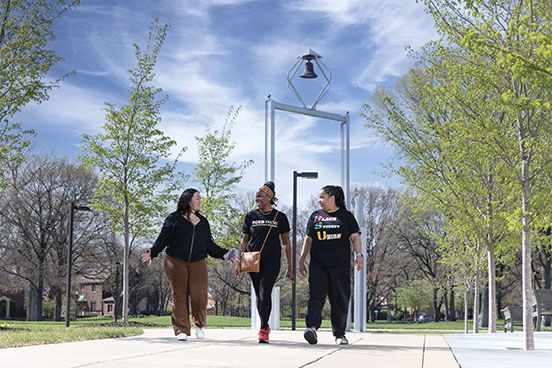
{"left": 65, "top": 202, "right": 91, "bottom": 327}
{"left": 114, "top": 261, "right": 120, "bottom": 322}
{"left": 292, "top": 171, "right": 318, "bottom": 330}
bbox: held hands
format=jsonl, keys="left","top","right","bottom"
{"left": 140, "top": 249, "right": 152, "bottom": 265}
{"left": 284, "top": 264, "right": 293, "bottom": 280}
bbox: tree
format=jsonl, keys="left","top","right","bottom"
{"left": 0, "top": 0, "right": 78, "bottom": 187}
{"left": 0, "top": 154, "right": 98, "bottom": 320}
{"left": 80, "top": 20, "right": 186, "bottom": 322}
{"left": 365, "top": 48, "right": 519, "bottom": 331}
{"left": 396, "top": 279, "right": 434, "bottom": 321}
{"left": 193, "top": 114, "right": 254, "bottom": 315}
{"left": 194, "top": 105, "right": 253, "bottom": 246}
{"left": 351, "top": 186, "right": 410, "bottom": 322}
{"left": 421, "top": 0, "right": 552, "bottom": 350}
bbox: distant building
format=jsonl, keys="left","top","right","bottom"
{"left": 0, "top": 289, "right": 25, "bottom": 319}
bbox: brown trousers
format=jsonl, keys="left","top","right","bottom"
{"left": 164, "top": 255, "right": 209, "bottom": 336}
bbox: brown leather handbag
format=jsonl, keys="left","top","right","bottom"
{"left": 240, "top": 210, "right": 279, "bottom": 273}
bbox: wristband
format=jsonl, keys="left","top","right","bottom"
{"left": 355, "top": 253, "right": 363, "bottom": 258}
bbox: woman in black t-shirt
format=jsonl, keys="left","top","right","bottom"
{"left": 298, "top": 185, "right": 363, "bottom": 346}
{"left": 236, "top": 181, "right": 291, "bottom": 343}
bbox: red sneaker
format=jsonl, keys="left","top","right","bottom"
{"left": 258, "top": 326, "right": 269, "bottom": 343}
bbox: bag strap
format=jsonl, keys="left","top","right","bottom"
{"left": 259, "top": 210, "right": 279, "bottom": 253}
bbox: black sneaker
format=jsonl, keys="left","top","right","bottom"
{"left": 304, "top": 328, "right": 318, "bottom": 345}
{"left": 335, "top": 335, "right": 348, "bottom": 345}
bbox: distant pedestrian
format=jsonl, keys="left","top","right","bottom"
{"left": 141, "top": 188, "right": 237, "bottom": 341}
{"left": 299, "top": 185, "right": 363, "bottom": 345}
{"left": 236, "top": 181, "right": 292, "bottom": 343}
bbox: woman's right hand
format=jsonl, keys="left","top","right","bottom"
{"left": 234, "top": 261, "right": 241, "bottom": 277}
{"left": 299, "top": 259, "right": 307, "bottom": 277}
{"left": 140, "top": 249, "right": 152, "bottom": 265}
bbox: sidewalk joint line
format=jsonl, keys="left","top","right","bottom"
{"left": 298, "top": 337, "right": 366, "bottom": 368}
{"left": 421, "top": 334, "right": 426, "bottom": 368}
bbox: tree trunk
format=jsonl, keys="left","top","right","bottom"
{"left": 54, "top": 288, "right": 62, "bottom": 321}
{"left": 443, "top": 291, "right": 449, "bottom": 322}
{"left": 464, "top": 290, "right": 469, "bottom": 334}
{"left": 473, "top": 274, "right": 480, "bottom": 334}
{"left": 123, "top": 195, "right": 130, "bottom": 323}
{"left": 521, "top": 158, "right": 534, "bottom": 350}
{"left": 487, "top": 246, "right": 497, "bottom": 332}
{"left": 449, "top": 289, "right": 456, "bottom": 321}
{"left": 27, "top": 284, "right": 36, "bottom": 321}
{"left": 480, "top": 284, "right": 489, "bottom": 328}
{"left": 432, "top": 287, "right": 439, "bottom": 322}
{"left": 34, "top": 261, "right": 45, "bottom": 321}
{"left": 545, "top": 249, "right": 551, "bottom": 327}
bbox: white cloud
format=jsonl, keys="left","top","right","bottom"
{"left": 286, "top": 0, "right": 438, "bottom": 90}
{"left": 16, "top": 80, "right": 111, "bottom": 134}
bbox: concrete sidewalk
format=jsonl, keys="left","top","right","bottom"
{"left": 0, "top": 328, "right": 459, "bottom": 368}
{"left": 445, "top": 331, "right": 552, "bottom": 368}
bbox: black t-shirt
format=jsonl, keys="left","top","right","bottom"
{"left": 242, "top": 209, "right": 290, "bottom": 258}
{"left": 306, "top": 208, "right": 360, "bottom": 268}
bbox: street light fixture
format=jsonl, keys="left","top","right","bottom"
{"left": 65, "top": 202, "right": 92, "bottom": 327}
{"left": 292, "top": 171, "right": 318, "bottom": 330}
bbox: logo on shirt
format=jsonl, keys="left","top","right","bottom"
{"left": 314, "top": 216, "right": 337, "bottom": 223}
{"left": 252, "top": 219, "right": 278, "bottom": 228}
{"left": 316, "top": 231, "right": 342, "bottom": 241}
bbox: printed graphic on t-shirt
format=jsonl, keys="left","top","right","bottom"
{"left": 251, "top": 219, "right": 279, "bottom": 228}
{"left": 313, "top": 215, "right": 343, "bottom": 241}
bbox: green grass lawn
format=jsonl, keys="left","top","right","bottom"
{"left": 0, "top": 316, "right": 517, "bottom": 349}
{"left": 0, "top": 320, "right": 142, "bottom": 349}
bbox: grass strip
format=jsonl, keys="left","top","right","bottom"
{"left": 0, "top": 325, "right": 143, "bottom": 349}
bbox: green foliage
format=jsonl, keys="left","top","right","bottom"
{"left": 80, "top": 19, "right": 187, "bottom": 240}
{"left": 0, "top": 0, "right": 78, "bottom": 187}
{"left": 194, "top": 105, "right": 253, "bottom": 248}
{"left": 396, "top": 279, "right": 434, "bottom": 312}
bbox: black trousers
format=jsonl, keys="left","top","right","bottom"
{"left": 306, "top": 265, "right": 350, "bottom": 337}
{"left": 249, "top": 253, "right": 281, "bottom": 329}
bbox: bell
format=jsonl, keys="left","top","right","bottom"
{"left": 300, "top": 60, "right": 318, "bottom": 79}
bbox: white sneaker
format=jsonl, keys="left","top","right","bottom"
{"left": 194, "top": 325, "right": 205, "bottom": 339}
{"left": 176, "top": 333, "right": 188, "bottom": 341}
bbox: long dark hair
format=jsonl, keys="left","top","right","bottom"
{"left": 177, "top": 188, "right": 212, "bottom": 234}
{"left": 321, "top": 185, "right": 346, "bottom": 209}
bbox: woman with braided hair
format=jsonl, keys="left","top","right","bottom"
{"left": 236, "top": 181, "right": 291, "bottom": 343}
{"left": 299, "top": 185, "right": 363, "bottom": 345}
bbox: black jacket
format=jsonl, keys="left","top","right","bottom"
{"left": 150, "top": 211, "right": 227, "bottom": 261}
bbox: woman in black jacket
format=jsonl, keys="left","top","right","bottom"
{"left": 141, "top": 188, "right": 235, "bottom": 341}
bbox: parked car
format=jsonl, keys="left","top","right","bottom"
{"left": 418, "top": 312, "right": 432, "bottom": 322}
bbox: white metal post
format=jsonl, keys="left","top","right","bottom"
{"left": 354, "top": 196, "right": 367, "bottom": 332}
{"left": 250, "top": 284, "right": 280, "bottom": 330}
{"left": 345, "top": 112, "right": 350, "bottom": 207}
{"left": 270, "top": 287, "right": 280, "bottom": 330}
{"left": 263, "top": 99, "right": 351, "bottom": 331}
{"left": 251, "top": 282, "right": 258, "bottom": 330}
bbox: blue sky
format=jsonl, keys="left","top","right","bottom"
{"left": 16, "top": 0, "right": 438, "bottom": 207}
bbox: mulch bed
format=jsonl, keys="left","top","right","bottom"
{"left": 0, "top": 325, "right": 30, "bottom": 331}
{"left": 81, "top": 321, "right": 163, "bottom": 328}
